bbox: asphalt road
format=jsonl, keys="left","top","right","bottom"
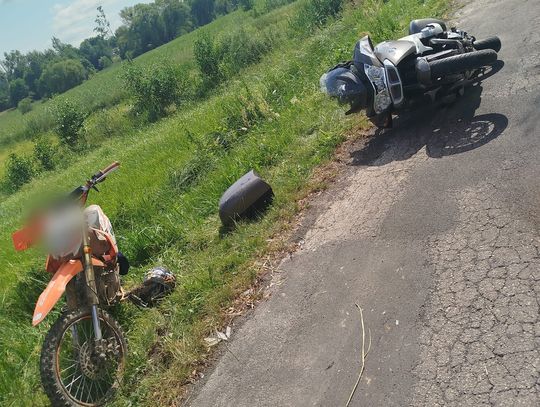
{"left": 187, "top": 0, "right": 540, "bottom": 405}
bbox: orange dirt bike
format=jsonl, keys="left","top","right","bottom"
{"left": 12, "top": 162, "right": 175, "bottom": 406}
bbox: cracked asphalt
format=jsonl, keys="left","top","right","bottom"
{"left": 187, "top": 0, "right": 540, "bottom": 405}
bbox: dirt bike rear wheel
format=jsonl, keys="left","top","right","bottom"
{"left": 40, "top": 309, "right": 127, "bottom": 407}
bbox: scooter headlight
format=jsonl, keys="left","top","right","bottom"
{"left": 364, "top": 64, "right": 392, "bottom": 114}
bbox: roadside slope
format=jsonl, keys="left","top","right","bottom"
{"left": 187, "top": 0, "right": 540, "bottom": 405}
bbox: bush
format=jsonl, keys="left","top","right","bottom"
{"left": 122, "top": 61, "right": 189, "bottom": 122}
{"left": 193, "top": 34, "right": 223, "bottom": 83}
{"left": 5, "top": 153, "right": 36, "bottom": 190}
{"left": 17, "top": 98, "right": 33, "bottom": 114}
{"left": 293, "top": 0, "right": 344, "bottom": 32}
{"left": 98, "top": 56, "right": 113, "bottom": 70}
{"left": 194, "top": 29, "right": 273, "bottom": 84}
{"left": 40, "top": 59, "right": 87, "bottom": 96}
{"left": 53, "top": 100, "right": 86, "bottom": 148}
{"left": 33, "top": 137, "right": 56, "bottom": 171}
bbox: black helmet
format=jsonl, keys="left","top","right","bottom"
{"left": 130, "top": 266, "right": 176, "bottom": 307}
{"left": 320, "top": 65, "right": 368, "bottom": 112}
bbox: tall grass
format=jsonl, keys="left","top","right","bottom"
{"left": 0, "top": 0, "right": 449, "bottom": 405}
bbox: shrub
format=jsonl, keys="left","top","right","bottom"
{"left": 5, "top": 153, "right": 36, "bottom": 190}
{"left": 193, "top": 34, "right": 223, "bottom": 83}
{"left": 194, "top": 29, "right": 273, "bottom": 84}
{"left": 98, "top": 56, "right": 113, "bottom": 70}
{"left": 122, "top": 61, "right": 188, "bottom": 122}
{"left": 40, "top": 59, "right": 87, "bottom": 96}
{"left": 33, "top": 137, "right": 56, "bottom": 171}
{"left": 17, "top": 97, "right": 33, "bottom": 114}
{"left": 53, "top": 100, "right": 86, "bottom": 148}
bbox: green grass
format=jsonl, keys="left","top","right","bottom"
{"left": 0, "top": 8, "right": 281, "bottom": 165}
{"left": 0, "top": 0, "right": 449, "bottom": 405}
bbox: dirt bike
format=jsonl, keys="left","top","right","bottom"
{"left": 12, "top": 162, "right": 174, "bottom": 406}
{"left": 320, "top": 18, "right": 502, "bottom": 128}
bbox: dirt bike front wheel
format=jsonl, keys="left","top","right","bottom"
{"left": 40, "top": 308, "right": 127, "bottom": 407}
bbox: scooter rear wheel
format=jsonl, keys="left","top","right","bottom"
{"left": 40, "top": 308, "right": 127, "bottom": 406}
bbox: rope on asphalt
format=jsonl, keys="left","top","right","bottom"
{"left": 345, "top": 303, "right": 372, "bottom": 407}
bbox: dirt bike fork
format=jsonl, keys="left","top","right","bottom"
{"left": 82, "top": 230, "right": 103, "bottom": 340}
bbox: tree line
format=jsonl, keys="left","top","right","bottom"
{"left": 0, "top": 0, "right": 252, "bottom": 112}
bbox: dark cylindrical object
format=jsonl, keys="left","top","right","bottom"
{"left": 219, "top": 170, "right": 273, "bottom": 226}
{"left": 473, "top": 36, "right": 502, "bottom": 53}
{"left": 428, "top": 49, "right": 497, "bottom": 79}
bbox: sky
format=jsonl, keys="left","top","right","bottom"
{"left": 0, "top": 0, "right": 152, "bottom": 57}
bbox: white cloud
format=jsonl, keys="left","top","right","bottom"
{"left": 52, "top": 0, "right": 118, "bottom": 46}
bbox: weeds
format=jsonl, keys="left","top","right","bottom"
{"left": 292, "top": 0, "right": 344, "bottom": 32}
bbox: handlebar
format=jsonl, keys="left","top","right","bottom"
{"left": 100, "top": 161, "right": 121, "bottom": 175}
{"left": 90, "top": 161, "right": 120, "bottom": 185}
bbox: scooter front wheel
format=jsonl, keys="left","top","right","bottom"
{"left": 40, "top": 308, "right": 127, "bottom": 407}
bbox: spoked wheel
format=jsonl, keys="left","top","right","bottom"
{"left": 40, "top": 309, "right": 127, "bottom": 407}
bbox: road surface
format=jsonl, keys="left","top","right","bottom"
{"left": 187, "top": 0, "right": 540, "bottom": 405}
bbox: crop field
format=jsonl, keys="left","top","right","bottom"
{"left": 0, "top": 0, "right": 448, "bottom": 405}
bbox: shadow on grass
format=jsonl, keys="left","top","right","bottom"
{"left": 219, "top": 192, "right": 275, "bottom": 237}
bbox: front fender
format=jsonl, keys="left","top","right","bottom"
{"left": 32, "top": 260, "right": 83, "bottom": 326}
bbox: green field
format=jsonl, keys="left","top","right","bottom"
{"left": 0, "top": 0, "right": 448, "bottom": 405}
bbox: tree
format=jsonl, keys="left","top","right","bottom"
{"left": 51, "top": 37, "right": 81, "bottom": 60}
{"left": 94, "top": 6, "right": 113, "bottom": 38}
{"left": 0, "top": 73, "right": 9, "bottom": 110}
{"left": 1, "top": 50, "right": 26, "bottom": 82}
{"left": 23, "top": 50, "right": 58, "bottom": 97}
{"left": 9, "top": 78, "right": 29, "bottom": 106}
{"left": 79, "top": 36, "right": 113, "bottom": 70}
{"left": 158, "top": 0, "right": 193, "bottom": 40}
{"left": 190, "top": 0, "right": 215, "bottom": 27}
{"left": 40, "top": 59, "right": 87, "bottom": 95}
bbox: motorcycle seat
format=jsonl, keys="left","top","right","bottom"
{"left": 409, "top": 18, "right": 447, "bottom": 35}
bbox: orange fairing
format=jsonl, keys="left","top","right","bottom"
{"left": 32, "top": 260, "right": 83, "bottom": 326}
{"left": 12, "top": 218, "right": 43, "bottom": 251}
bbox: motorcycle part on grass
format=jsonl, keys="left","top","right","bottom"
{"left": 128, "top": 267, "right": 177, "bottom": 307}
{"left": 218, "top": 170, "right": 274, "bottom": 227}
{"left": 40, "top": 308, "right": 127, "bottom": 407}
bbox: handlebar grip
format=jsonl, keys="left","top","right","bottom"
{"left": 100, "top": 161, "right": 120, "bottom": 175}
